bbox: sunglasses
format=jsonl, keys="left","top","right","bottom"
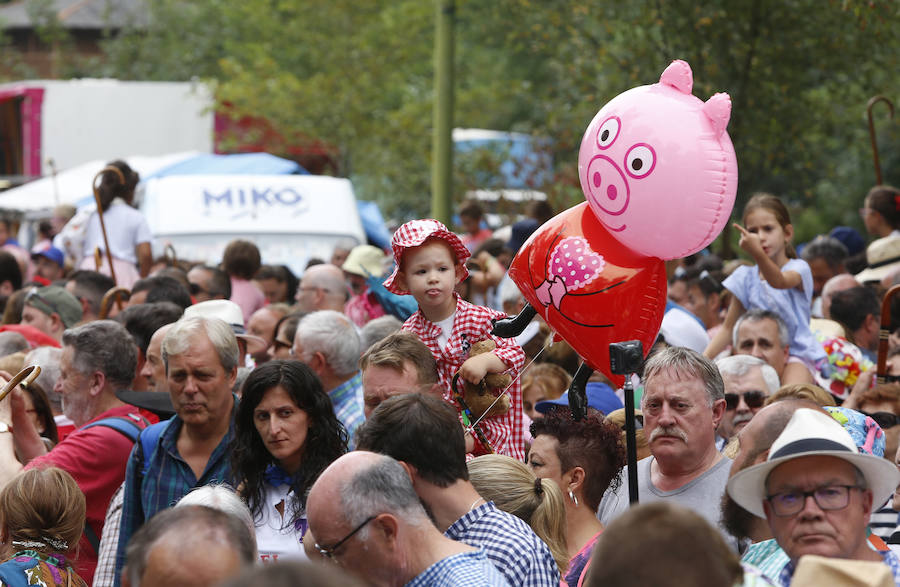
{"left": 861, "top": 411, "right": 900, "bottom": 430}
{"left": 724, "top": 390, "right": 766, "bottom": 411}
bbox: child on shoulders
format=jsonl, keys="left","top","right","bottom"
{"left": 384, "top": 219, "right": 526, "bottom": 460}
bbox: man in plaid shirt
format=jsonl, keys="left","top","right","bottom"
{"left": 384, "top": 219, "right": 526, "bottom": 460}
{"left": 114, "top": 316, "right": 239, "bottom": 585}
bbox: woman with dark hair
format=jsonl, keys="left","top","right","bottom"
{"left": 529, "top": 407, "right": 625, "bottom": 587}
{"left": 65, "top": 160, "right": 152, "bottom": 287}
{"left": 20, "top": 381, "right": 58, "bottom": 448}
{"left": 232, "top": 360, "right": 348, "bottom": 562}
{"left": 267, "top": 313, "right": 305, "bottom": 361}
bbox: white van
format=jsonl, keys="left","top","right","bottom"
{"left": 140, "top": 174, "right": 365, "bottom": 275}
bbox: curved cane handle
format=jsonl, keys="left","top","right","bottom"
{"left": 0, "top": 366, "right": 41, "bottom": 403}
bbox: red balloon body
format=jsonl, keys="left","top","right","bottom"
{"left": 508, "top": 203, "right": 666, "bottom": 386}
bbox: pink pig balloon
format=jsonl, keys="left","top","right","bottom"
{"left": 578, "top": 60, "right": 738, "bottom": 260}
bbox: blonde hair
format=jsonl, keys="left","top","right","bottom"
{"left": 764, "top": 383, "right": 836, "bottom": 407}
{"left": 0, "top": 467, "right": 85, "bottom": 557}
{"left": 605, "top": 408, "right": 650, "bottom": 460}
{"left": 522, "top": 363, "right": 572, "bottom": 405}
{"left": 467, "top": 455, "right": 568, "bottom": 574}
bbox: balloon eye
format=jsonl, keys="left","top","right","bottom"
{"left": 625, "top": 144, "right": 656, "bottom": 179}
{"left": 596, "top": 117, "right": 620, "bottom": 149}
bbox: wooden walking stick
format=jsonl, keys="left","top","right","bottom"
{"left": 91, "top": 166, "right": 125, "bottom": 287}
{"left": 0, "top": 366, "right": 41, "bottom": 404}
{"left": 876, "top": 284, "right": 900, "bottom": 384}
{"left": 98, "top": 286, "right": 131, "bottom": 319}
{"left": 867, "top": 96, "right": 894, "bottom": 186}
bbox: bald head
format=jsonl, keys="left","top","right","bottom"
{"left": 821, "top": 273, "right": 860, "bottom": 319}
{"left": 296, "top": 264, "right": 349, "bottom": 312}
{"left": 729, "top": 399, "right": 826, "bottom": 476}
{"left": 140, "top": 323, "right": 174, "bottom": 393}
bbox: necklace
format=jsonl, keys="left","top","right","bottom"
{"left": 468, "top": 497, "right": 485, "bottom": 511}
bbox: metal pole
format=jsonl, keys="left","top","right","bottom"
{"left": 623, "top": 374, "right": 639, "bottom": 504}
{"left": 431, "top": 0, "right": 454, "bottom": 224}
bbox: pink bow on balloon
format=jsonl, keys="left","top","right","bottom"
{"left": 535, "top": 237, "right": 605, "bottom": 310}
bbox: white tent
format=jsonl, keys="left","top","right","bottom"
{"left": 0, "top": 152, "right": 198, "bottom": 215}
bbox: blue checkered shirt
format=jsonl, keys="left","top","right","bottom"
{"left": 444, "top": 501, "right": 560, "bottom": 586}
{"left": 113, "top": 402, "right": 237, "bottom": 586}
{"left": 405, "top": 550, "right": 511, "bottom": 587}
{"left": 329, "top": 372, "right": 365, "bottom": 449}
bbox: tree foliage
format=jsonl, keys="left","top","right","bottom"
{"left": 8, "top": 0, "right": 899, "bottom": 247}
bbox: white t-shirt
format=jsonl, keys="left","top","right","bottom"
{"left": 255, "top": 483, "right": 309, "bottom": 564}
{"left": 82, "top": 201, "right": 152, "bottom": 264}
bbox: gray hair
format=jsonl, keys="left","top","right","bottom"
{"left": 0, "top": 332, "right": 28, "bottom": 358}
{"left": 124, "top": 505, "right": 256, "bottom": 587}
{"left": 176, "top": 484, "right": 256, "bottom": 545}
{"left": 61, "top": 320, "right": 136, "bottom": 390}
{"left": 359, "top": 315, "right": 402, "bottom": 351}
{"left": 162, "top": 317, "right": 239, "bottom": 373}
{"left": 801, "top": 236, "right": 848, "bottom": 270}
{"left": 340, "top": 454, "right": 426, "bottom": 541}
{"left": 732, "top": 309, "right": 790, "bottom": 350}
{"left": 715, "top": 355, "right": 780, "bottom": 395}
{"left": 25, "top": 346, "right": 62, "bottom": 411}
{"left": 296, "top": 310, "right": 360, "bottom": 377}
{"left": 642, "top": 346, "right": 724, "bottom": 406}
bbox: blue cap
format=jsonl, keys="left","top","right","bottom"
{"left": 505, "top": 219, "right": 540, "bottom": 254}
{"left": 535, "top": 381, "right": 624, "bottom": 416}
{"left": 31, "top": 246, "right": 64, "bottom": 268}
{"left": 829, "top": 226, "right": 866, "bottom": 257}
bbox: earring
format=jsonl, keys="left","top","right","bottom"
{"left": 568, "top": 490, "right": 579, "bottom": 507}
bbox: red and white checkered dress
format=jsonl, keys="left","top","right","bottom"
{"left": 403, "top": 296, "right": 526, "bottom": 461}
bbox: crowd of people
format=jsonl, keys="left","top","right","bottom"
{"left": 0, "top": 160, "right": 899, "bottom": 586}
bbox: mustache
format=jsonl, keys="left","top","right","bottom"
{"left": 649, "top": 425, "right": 688, "bottom": 442}
{"left": 732, "top": 412, "right": 753, "bottom": 426}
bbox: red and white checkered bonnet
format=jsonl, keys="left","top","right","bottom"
{"left": 383, "top": 219, "right": 470, "bottom": 294}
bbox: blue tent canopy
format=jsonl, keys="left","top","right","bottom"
{"left": 145, "top": 152, "right": 308, "bottom": 178}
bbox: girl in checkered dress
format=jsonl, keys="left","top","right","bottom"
{"left": 383, "top": 220, "right": 527, "bottom": 460}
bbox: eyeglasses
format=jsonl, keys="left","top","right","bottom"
{"left": 766, "top": 484, "right": 863, "bottom": 517}
{"left": 861, "top": 411, "right": 900, "bottom": 430}
{"left": 315, "top": 515, "right": 376, "bottom": 560}
{"left": 25, "top": 288, "right": 60, "bottom": 316}
{"left": 272, "top": 339, "right": 292, "bottom": 352}
{"left": 724, "top": 390, "right": 766, "bottom": 411}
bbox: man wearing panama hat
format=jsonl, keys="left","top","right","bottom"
{"left": 727, "top": 408, "right": 900, "bottom": 585}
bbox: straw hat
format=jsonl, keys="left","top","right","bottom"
{"left": 726, "top": 408, "right": 900, "bottom": 518}
{"left": 855, "top": 235, "right": 900, "bottom": 283}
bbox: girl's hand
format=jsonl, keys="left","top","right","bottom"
{"left": 459, "top": 354, "right": 492, "bottom": 385}
{"left": 733, "top": 223, "right": 765, "bottom": 259}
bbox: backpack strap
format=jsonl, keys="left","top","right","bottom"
{"left": 81, "top": 413, "right": 149, "bottom": 443}
{"left": 138, "top": 419, "right": 172, "bottom": 477}
{"left": 79, "top": 413, "right": 149, "bottom": 556}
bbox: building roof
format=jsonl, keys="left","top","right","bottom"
{"left": 0, "top": 0, "right": 149, "bottom": 30}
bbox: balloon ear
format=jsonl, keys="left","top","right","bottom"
{"left": 659, "top": 59, "right": 693, "bottom": 94}
{"left": 703, "top": 93, "right": 732, "bottom": 138}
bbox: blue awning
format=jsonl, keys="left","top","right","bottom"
{"left": 146, "top": 152, "right": 308, "bottom": 178}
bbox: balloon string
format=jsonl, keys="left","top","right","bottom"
{"left": 465, "top": 342, "right": 547, "bottom": 435}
